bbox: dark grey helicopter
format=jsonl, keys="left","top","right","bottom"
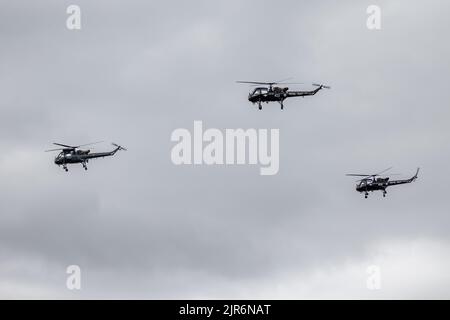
{"left": 236, "top": 79, "right": 330, "bottom": 110}
{"left": 45, "top": 141, "right": 126, "bottom": 172}
{"left": 346, "top": 167, "right": 420, "bottom": 198}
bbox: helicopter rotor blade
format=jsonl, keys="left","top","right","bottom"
{"left": 355, "top": 175, "right": 401, "bottom": 183}
{"left": 237, "top": 78, "right": 296, "bottom": 86}
{"left": 375, "top": 167, "right": 393, "bottom": 176}
{"left": 52, "top": 141, "right": 104, "bottom": 149}
{"left": 53, "top": 143, "right": 75, "bottom": 148}
{"left": 274, "top": 77, "right": 294, "bottom": 83}
{"left": 77, "top": 141, "right": 104, "bottom": 148}
{"left": 236, "top": 81, "right": 275, "bottom": 85}
{"left": 45, "top": 148, "right": 65, "bottom": 152}
{"left": 346, "top": 167, "right": 393, "bottom": 178}
{"left": 247, "top": 82, "right": 304, "bottom": 86}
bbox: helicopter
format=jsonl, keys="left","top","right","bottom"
{"left": 236, "top": 79, "right": 330, "bottom": 110}
{"left": 346, "top": 167, "right": 420, "bottom": 198}
{"left": 45, "top": 141, "right": 126, "bottom": 172}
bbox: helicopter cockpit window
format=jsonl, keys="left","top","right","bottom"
{"left": 252, "top": 88, "right": 268, "bottom": 96}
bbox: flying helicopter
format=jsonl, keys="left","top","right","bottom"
{"left": 346, "top": 167, "right": 420, "bottom": 198}
{"left": 45, "top": 141, "right": 126, "bottom": 172}
{"left": 236, "top": 79, "right": 330, "bottom": 110}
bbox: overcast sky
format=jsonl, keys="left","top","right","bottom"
{"left": 1, "top": 0, "right": 450, "bottom": 299}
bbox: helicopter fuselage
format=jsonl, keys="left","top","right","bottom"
{"left": 46, "top": 142, "right": 126, "bottom": 172}
{"left": 248, "top": 85, "right": 324, "bottom": 108}
{"left": 52, "top": 146, "right": 125, "bottom": 172}
{"left": 356, "top": 179, "right": 390, "bottom": 193}
{"left": 54, "top": 150, "right": 117, "bottom": 165}
{"left": 248, "top": 87, "right": 289, "bottom": 103}
{"left": 236, "top": 80, "right": 329, "bottom": 110}
{"left": 354, "top": 169, "right": 419, "bottom": 198}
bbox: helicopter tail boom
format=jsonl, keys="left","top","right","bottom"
{"left": 386, "top": 168, "right": 420, "bottom": 187}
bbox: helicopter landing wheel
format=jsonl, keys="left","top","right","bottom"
{"left": 365, "top": 193, "right": 368, "bottom": 199}
{"left": 258, "top": 104, "right": 262, "bottom": 110}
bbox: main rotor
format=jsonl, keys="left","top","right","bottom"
{"left": 346, "top": 167, "right": 400, "bottom": 182}
{"left": 236, "top": 78, "right": 303, "bottom": 90}
{"left": 45, "top": 141, "right": 104, "bottom": 153}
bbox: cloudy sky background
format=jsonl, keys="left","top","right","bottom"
{"left": 1, "top": 0, "right": 450, "bottom": 299}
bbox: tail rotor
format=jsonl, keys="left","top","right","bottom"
{"left": 112, "top": 143, "right": 127, "bottom": 151}
{"left": 312, "top": 83, "right": 331, "bottom": 89}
